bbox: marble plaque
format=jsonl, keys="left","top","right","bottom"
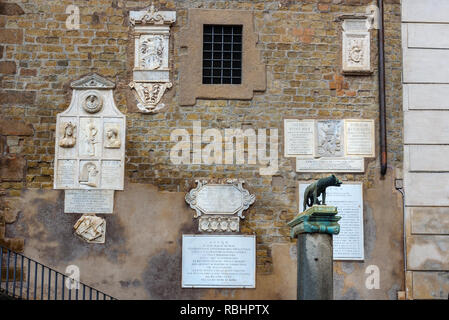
{"left": 316, "top": 120, "right": 344, "bottom": 157}
{"left": 299, "top": 183, "right": 364, "bottom": 260}
{"left": 342, "top": 18, "right": 371, "bottom": 73}
{"left": 283, "top": 118, "right": 374, "bottom": 173}
{"left": 129, "top": 5, "right": 176, "bottom": 113}
{"left": 344, "top": 119, "right": 375, "bottom": 157}
{"left": 185, "top": 180, "right": 255, "bottom": 218}
{"left": 284, "top": 119, "right": 315, "bottom": 157}
{"left": 182, "top": 234, "right": 256, "bottom": 288}
{"left": 64, "top": 189, "right": 114, "bottom": 214}
{"left": 56, "top": 160, "right": 77, "bottom": 188}
{"left": 198, "top": 216, "right": 240, "bottom": 233}
{"left": 54, "top": 74, "right": 126, "bottom": 190}
{"left": 296, "top": 158, "right": 364, "bottom": 173}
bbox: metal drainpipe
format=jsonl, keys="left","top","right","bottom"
{"left": 378, "top": 0, "right": 387, "bottom": 176}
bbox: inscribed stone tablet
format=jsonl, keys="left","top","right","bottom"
{"left": 299, "top": 183, "right": 364, "bottom": 260}
{"left": 56, "top": 160, "right": 76, "bottom": 188}
{"left": 182, "top": 235, "right": 256, "bottom": 288}
{"left": 345, "top": 119, "right": 375, "bottom": 157}
{"left": 284, "top": 119, "right": 315, "bottom": 157}
{"left": 64, "top": 189, "right": 114, "bottom": 214}
{"left": 195, "top": 185, "right": 243, "bottom": 214}
{"left": 296, "top": 158, "right": 364, "bottom": 173}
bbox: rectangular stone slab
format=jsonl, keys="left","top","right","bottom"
{"left": 407, "top": 235, "right": 449, "bottom": 271}
{"left": 64, "top": 189, "right": 114, "bottom": 214}
{"left": 410, "top": 207, "right": 449, "bottom": 235}
{"left": 402, "top": 0, "right": 449, "bottom": 23}
{"left": 182, "top": 234, "right": 255, "bottom": 288}
{"left": 296, "top": 158, "right": 364, "bottom": 173}
{"left": 404, "top": 111, "right": 449, "bottom": 144}
{"left": 411, "top": 271, "right": 449, "bottom": 299}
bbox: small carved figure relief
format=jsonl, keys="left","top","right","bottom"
{"left": 85, "top": 122, "right": 99, "bottom": 156}
{"left": 317, "top": 120, "right": 343, "bottom": 157}
{"left": 140, "top": 36, "right": 164, "bottom": 70}
{"left": 59, "top": 122, "right": 76, "bottom": 148}
{"left": 79, "top": 162, "right": 99, "bottom": 187}
{"left": 74, "top": 214, "right": 106, "bottom": 243}
{"left": 83, "top": 94, "right": 103, "bottom": 113}
{"left": 104, "top": 126, "right": 121, "bottom": 149}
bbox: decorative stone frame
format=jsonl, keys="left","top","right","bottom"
{"left": 337, "top": 14, "right": 374, "bottom": 75}
{"left": 185, "top": 179, "right": 255, "bottom": 233}
{"left": 178, "top": 9, "right": 266, "bottom": 106}
{"left": 54, "top": 74, "right": 126, "bottom": 190}
{"left": 128, "top": 5, "right": 176, "bottom": 113}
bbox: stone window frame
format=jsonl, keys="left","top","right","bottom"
{"left": 178, "top": 9, "right": 266, "bottom": 106}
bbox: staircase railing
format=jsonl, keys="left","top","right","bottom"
{"left": 0, "top": 246, "right": 116, "bottom": 300}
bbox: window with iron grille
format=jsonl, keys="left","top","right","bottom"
{"left": 202, "top": 24, "right": 242, "bottom": 84}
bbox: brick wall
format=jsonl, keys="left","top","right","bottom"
{"left": 0, "top": 0, "right": 402, "bottom": 274}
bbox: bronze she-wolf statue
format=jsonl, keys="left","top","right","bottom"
{"left": 303, "top": 174, "right": 342, "bottom": 211}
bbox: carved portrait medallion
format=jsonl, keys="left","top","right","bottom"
{"left": 83, "top": 94, "right": 103, "bottom": 113}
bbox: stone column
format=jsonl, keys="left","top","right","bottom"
{"left": 287, "top": 205, "right": 341, "bottom": 300}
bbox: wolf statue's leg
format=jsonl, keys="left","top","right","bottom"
{"left": 322, "top": 190, "right": 326, "bottom": 205}
{"left": 313, "top": 189, "right": 318, "bottom": 205}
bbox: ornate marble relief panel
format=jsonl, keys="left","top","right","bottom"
{"left": 129, "top": 5, "right": 176, "bottom": 113}
{"left": 54, "top": 74, "right": 126, "bottom": 190}
{"left": 341, "top": 17, "right": 372, "bottom": 74}
{"left": 185, "top": 179, "right": 255, "bottom": 233}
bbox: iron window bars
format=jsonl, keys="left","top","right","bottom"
{"left": 202, "top": 24, "right": 242, "bottom": 85}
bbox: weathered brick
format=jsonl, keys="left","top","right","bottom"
{"left": 0, "top": 119, "right": 33, "bottom": 136}
{"left": 0, "top": 61, "right": 16, "bottom": 74}
{"left": 0, "top": 90, "right": 36, "bottom": 105}
{"left": 0, "top": 29, "right": 23, "bottom": 44}
{"left": 0, "top": 0, "right": 404, "bottom": 281}
{"left": 19, "top": 68, "right": 37, "bottom": 76}
{"left": 0, "top": 155, "right": 26, "bottom": 181}
{"left": 0, "top": 3, "right": 25, "bottom": 16}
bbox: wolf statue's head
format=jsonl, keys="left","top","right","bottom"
{"left": 331, "top": 174, "right": 343, "bottom": 187}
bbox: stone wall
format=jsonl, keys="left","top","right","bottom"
{"left": 0, "top": 0, "right": 404, "bottom": 299}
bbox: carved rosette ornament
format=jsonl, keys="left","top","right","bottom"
{"left": 129, "top": 5, "right": 176, "bottom": 113}
{"left": 185, "top": 179, "right": 256, "bottom": 233}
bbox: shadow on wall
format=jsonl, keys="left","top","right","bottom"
{"left": 6, "top": 171, "right": 402, "bottom": 300}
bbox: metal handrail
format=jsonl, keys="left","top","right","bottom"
{"left": 0, "top": 246, "right": 116, "bottom": 300}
